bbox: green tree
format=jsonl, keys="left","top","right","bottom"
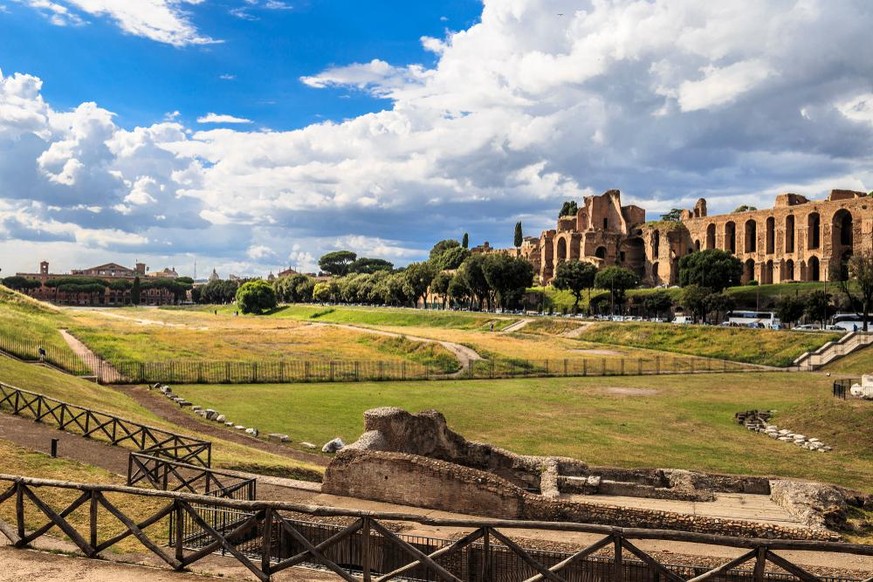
{"left": 678, "top": 249, "right": 742, "bottom": 292}
{"left": 312, "top": 281, "right": 333, "bottom": 303}
{"left": 660, "top": 208, "right": 683, "bottom": 222}
{"left": 432, "top": 246, "right": 469, "bottom": 270}
{"left": 457, "top": 254, "right": 491, "bottom": 310}
{"left": 804, "top": 290, "right": 836, "bottom": 327}
{"left": 482, "top": 254, "right": 534, "bottom": 310}
{"left": 447, "top": 274, "right": 469, "bottom": 307}
{"left": 705, "top": 292, "right": 735, "bottom": 325}
{"left": 429, "top": 239, "right": 461, "bottom": 261}
{"left": 733, "top": 204, "right": 758, "bottom": 213}
{"left": 774, "top": 294, "right": 805, "bottom": 328}
{"left": 318, "top": 250, "right": 357, "bottom": 277}
{"left": 594, "top": 266, "right": 639, "bottom": 314}
{"left": 642, "top": 290, "right": 673, "bottom": 320}
{"left": 551, "top": 260, "right": 597, "bottom": 313}
{"left": 403, "top": 261, "right": 437, "bottom": 308}
{"left": 681, "top": 284, "right": 711, "bottom": 323}
{"left": 131, "top": 276, "right": 141, "bottom": 306}
{"left": 513, "top": 222, "right": 523, "bottom": 248}
{"left": 461, "top": 232, "right": 469, "bottom": 249}
{"left": 349, "top": 257, "right": 394, "bottom": 274}
{"left": 235, "top": 280, "right": 277, "bottom": 314}
{"left": 1, "top": 276, "right": 41, "bottom": 291}
{"left": 836, "top": 250, "right": 873, "bottom": 331}
{"left": 430, "top": 271, "right": 452, "bottom": 309}
{"left": 559, "top": 200, "right": 578, "bottom": 217}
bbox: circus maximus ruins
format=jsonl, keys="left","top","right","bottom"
{"left": 514, "top": 188, "right": 872, "bottom": 287}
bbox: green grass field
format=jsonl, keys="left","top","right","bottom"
{"left": 170, "top": 370, "right": 873, "bottom": 492}
{"left": 1, "top": 286, "right": 870, "bottom": 497}
{"left": 0, "top": 355, "right": 322, "bottom": 477}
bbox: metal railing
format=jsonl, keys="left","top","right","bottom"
{"left": 1, "top": 475, "right": 871, "bottom": 582}
{"left": 106, "top": 355, "right": 759, "bottom": 385}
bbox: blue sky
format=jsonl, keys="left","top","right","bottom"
{"left": 0, "top": 0, "right": 872, "bottom": 278}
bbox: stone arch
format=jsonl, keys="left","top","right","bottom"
{"left": 744, "top": 219, "right": 757, "bottom": 253}
{"left": 621, "top": 237, "right": 646, "bottom": 279}
{"left": 832, "top": 208, "right": 853, "bottom": 249}
{"left": 762, "top": 260, "right": 773, "bottom": 285}
{"left": 785, "top": 215, "right": 795, "bottom": 253}
{"left": 743, "top": 259, "right": 755, "bottom": 283}
{"left": 595, "top": 246, "right": 606, "bottom": 260}
{"left": 784, "top": 259, "right": 795, "bottom": 282}
{"left": 808, "top": 256, "right": 820, "bottom": 281}
{"left": 556, "top": 237, "right": 567, "bottom": 265}
{"left": 652, "top": 261, "right": 660, "bottom": 284}
{"left": 724, "top": 221, "right": 736, "bottom": 254}
{"left": 705, "top": 223, "right": 716, "bottom": 250}
{"left": 837, "top": 250, "right": 853, "bottom": 281}
{"left": 694, "top": 239, "right": 701, "bottom": 251}
{"left": 651, "top": 230, "right": 660, "bottom": 257}
{"left": 765, "top": 217, "right": 775, "bottom": 254}
{"left": 807, "top": 212, "right": 820, "bottom": 250}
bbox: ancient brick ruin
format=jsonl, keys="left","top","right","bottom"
{"left": 324, "top": 408, "right": 869, "bottom": 540}
{"left": 516, "top": 188, "right": 872, "bottom": 286}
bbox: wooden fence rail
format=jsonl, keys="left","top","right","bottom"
{"left": 1, "top": 475, "right": 871, "bottom": 582}
{"left": 0, "top": 382, "right": 211, "bottom": 467}
{"left": 128, "top": 452, "right": 256, "bottom": 500}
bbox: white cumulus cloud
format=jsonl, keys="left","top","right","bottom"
{"left": 196, "top": 113, "right": 253, "bottom": 124}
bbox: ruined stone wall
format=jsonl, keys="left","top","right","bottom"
{"left": 323, "top": 449, "right": 526, "bottom": 518}
{"left": 682, "top": 190, "right": 872, "bottom": 284}
{"left": 323, "top": 448, "right": 837, "bottom": 541}
{"left": 519, "top": 187, "right": 873, "bottom": 287}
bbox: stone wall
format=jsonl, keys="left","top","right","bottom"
{"left": 324, "top": 407, "right": 866, "bottom": 540}
{"left": 323, "top": 449, "right": 525, "bottom": 518}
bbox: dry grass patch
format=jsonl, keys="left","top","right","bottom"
{"left": 65, "top": 307, "right": 415, "bottom": 363}
{"left": 0, "top": 439, "right": 169, "bottom": 554}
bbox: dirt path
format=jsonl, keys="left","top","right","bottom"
{"left": 500, "top": 318, "right": 533, "bottom": 334}
{"left": 58, "top": 329, "right": 124, "bottom": 383}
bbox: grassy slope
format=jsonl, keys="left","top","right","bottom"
{"left": 0, "top": 439, "right": 170, "bottom": 553}
{"left": 0, "top": 356, "right": 322, "bottom": 476}
{"left": 268, "top": 304, "right": 518, "bottom": 330}
{"left": 172, "top": 371, "right": 873, "bottom": 492}
{"left": 577, "top": 322, "right": 838, "bottom": 367}
{"left": 823, "top": 344, "right": 873, "bottom": 377}
{"left": 0, "top": 285, "right": 80, "bottom": 359}
{"left": 65, "top": 306, "right": 459, "bottom": 366}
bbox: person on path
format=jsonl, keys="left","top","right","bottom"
{"left": 38, "top": 346, "right": 46, "bottom": 362}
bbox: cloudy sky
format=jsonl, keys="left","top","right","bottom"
{"left": 1, "top": 0, "right": 872, "bottom": 278}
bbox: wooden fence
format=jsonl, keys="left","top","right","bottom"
{"left": 0, "top": 474, "right": 871, "bottom": 582}
{"left": 128, "top": 452, "right": 256, "bottom": 500}
{"left": 0, "top": 381, "right": 211, "bottom": 467}
{"left": 108, "top": 355, "right": 758, "bottom": 385}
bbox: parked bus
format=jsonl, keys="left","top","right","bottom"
{"left": 832, "top": 313, "right": 873, "bottom": 332}
{"left": 724, "top": 311, "right": 781, "bottom": 329}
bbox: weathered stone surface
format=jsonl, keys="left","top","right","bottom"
{"left": 268, "top": 433, "right": 290, "bottom": 443}
{"left": 215, "top": 414, "right": 226, "bottom": 423}
{"left": 322, "top": 437, "right": 345, "bottom": 453}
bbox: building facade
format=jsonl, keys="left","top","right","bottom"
{"left": 518, "top": 188, "right": 872, "bottom": 287}
{"left": 16, "top": 261, "right": 178, "bottom": 306}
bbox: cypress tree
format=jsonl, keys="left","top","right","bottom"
{"left": 514, "top": 221, "right": 523, "bottom": 248}
{"left": 131, "top": 276, "right": 141, "bottom": 305}
{"left": 462, "top": 232, "right": 469, "bottom": 249}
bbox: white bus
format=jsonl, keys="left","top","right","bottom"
{"left": 724, "top": 311, "right": 781, "bottom": 329}
{"left": 832, "top": 313, "right": 873, "bottom": 332}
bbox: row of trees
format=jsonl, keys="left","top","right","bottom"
{"left": 2, "top": 275, "right": 193, "bottom": 305}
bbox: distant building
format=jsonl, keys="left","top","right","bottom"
{"left": 16, "top": 261, "right": 177, "bottom": 306}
